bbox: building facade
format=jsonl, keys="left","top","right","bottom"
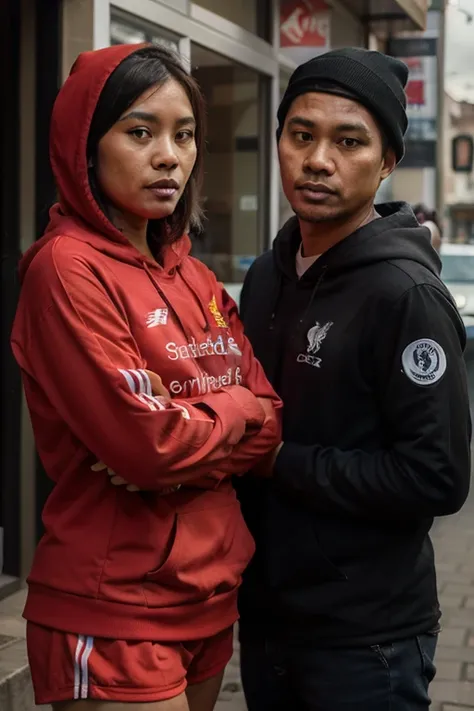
{"left": 376, "top": 4, "right": 446, "bottom": 212}
{"left": 443, "top": 94, "right": 474, "bottom": 243}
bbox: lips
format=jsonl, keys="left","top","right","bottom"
{"left": 148, "top": 179, "right": 179, "bottom": 190}
{"left": 298, "top": 182, "right": 336, "bottom": 194}
{"left": 146, "top": 179, "right": 180, "bottom": 199}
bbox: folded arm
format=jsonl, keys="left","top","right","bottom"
{"left": 12, "top": 243, "right": 271, "bottom": 491}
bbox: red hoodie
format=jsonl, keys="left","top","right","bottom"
{"left": 11, "top": 44, "right": 282, "bottom": 641}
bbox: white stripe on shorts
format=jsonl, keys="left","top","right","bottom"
{"left": 73, "top": 635, "right": 85, "bottom": 700}
{"left": 80, "top": 636, "right": 94, "bottom": 699}
{"left": 73, "top": 634, "right": 94, "bottom": 700}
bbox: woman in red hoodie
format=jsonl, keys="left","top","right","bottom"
{"left": 11, "top": 44, "right": 281, "bottom": 710}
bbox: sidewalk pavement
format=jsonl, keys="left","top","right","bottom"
{"left": 428, "top": 482, "right": 474, "bottom": 710}
{"left": 216, "top": 484, "right": 474, "bottom": 711}
{"left": 0, "top": 486, "right": 473, "bottom": 711}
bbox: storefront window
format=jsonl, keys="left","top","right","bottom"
{"left": 107, "top": 10, "right": 273, "bottom": 288}
{"left": 452, "top": 214, "right": 474, "bottom": 244}
{"left": 194, "top": 0, "right": 271, "bottom": 39}
{"left": 191, "top": 44, "right": 265, "bottom": 284}
{"left": 110, "top": 10, "right": 181, "bottom": 52}
{"left": 279, "top": 70, "right": 294, "bottom": 228}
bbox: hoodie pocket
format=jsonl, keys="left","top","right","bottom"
{"left": 264, "top": 491, "right": 346, "bottom": 590}
{"left": 142, "top": 500, "right": 255, "bottom": 608}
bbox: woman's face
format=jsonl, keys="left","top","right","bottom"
{"left": 95, "top": 78, "right": 197, "bottom": 223}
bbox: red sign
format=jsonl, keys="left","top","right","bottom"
{"left": 452, "top": 134, "right": 474, "bottom": 173}
{"left": 404, "top": 57, "right": 423, "bottom": 72}
{"left": 406, "top": 79, "right": 425, "bottom": 106}
{"left": 280, "top": 0, "right": 329, "bottom": 48}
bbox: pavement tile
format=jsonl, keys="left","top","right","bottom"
{"left": 430, "top": 680, "right": 474, "bottom": 705}
{"left": 439, "top": 610, "right": 474, "bottom": 628}
{"left": 438, "top": 629, "right": 469, "bottom": 647}
{"left": 439, "top": 594, "right": 466, "bottom": 609}
{"left": 436, "top": 646, "right": 474, "bottom": 664}
{"left": 436, "top": 661, "right": 463, "bottom": 681}
{"left": 445, "top": 584, "right": 474, "bottom": 597}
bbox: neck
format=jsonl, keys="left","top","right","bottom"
{"left": 109, "top": 206, "right": 155, "bottom": 261}
{"left": 300, "top": 203, "right": 378, "bottom": 258}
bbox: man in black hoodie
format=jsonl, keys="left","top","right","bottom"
{"left": 236, "top": 48, "right": 471, "bottom": 711}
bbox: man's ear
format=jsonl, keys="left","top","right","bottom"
{"left": 380, "top": 148, "right": 397, "bottom": 181}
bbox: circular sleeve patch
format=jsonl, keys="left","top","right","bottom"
{"left": 401, "top": 339, "right": 447, "bottom": 386}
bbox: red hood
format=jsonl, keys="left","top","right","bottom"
{"left": 19, "top": 43, "right": 191, "bottom": 282}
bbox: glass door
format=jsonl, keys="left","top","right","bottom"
{"left": 190, "top": 43, "right": 269, "bottom": 296}
{"left": 110, "top": 8, "right": 182, "bottom": 53}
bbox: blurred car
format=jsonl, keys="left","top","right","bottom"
{"left": 440, "top": 243, "right": 474, "bottom": 340}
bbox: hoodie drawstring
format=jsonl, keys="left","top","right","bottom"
{"left": 269, "top": 273, "right": 283, "bottom": 331}
{"left": 298, "top": 266, "right": 328, "bottom": 330}
{"left": 185, "top": 278, "right": 212, "bottom": 334}
{"left": 142, "top": 263, "right": 214, "bottom": 385}
{"left": 270, "top": 266, "right": 328, "bottom": 335}
{"left": 143, "top": 263, "right": 193, "bottom": 340}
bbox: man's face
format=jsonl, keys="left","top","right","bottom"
{"left": 278, "top": 92, "right": 396, "bottom": 224}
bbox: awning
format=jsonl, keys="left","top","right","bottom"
{"left": 338, "top": 0, "right": 428, "bottom": 30}
{"left": 388, "top": 0, "right": 428, "bottom": 29}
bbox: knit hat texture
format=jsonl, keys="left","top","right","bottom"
{"left": 277, "top": 47, "right": 409, "bottom": 162}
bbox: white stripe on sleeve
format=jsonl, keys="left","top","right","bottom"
{"left": 131, "top": 369, "right": 147, "bottom": 394}
{"left": 118, "top": 369, "right": 137, "bottom": 394}
{"left": 139, "top": 369, "right": 153, "bottom": 396}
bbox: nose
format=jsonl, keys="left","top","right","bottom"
{"left": 303, "top": 139, "right": 335, "bottom": 176}
{"left": 151, "top": 135, "right": 179, "bottom": 171}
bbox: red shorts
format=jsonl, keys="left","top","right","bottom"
{"left": 27, "top": 622, "right": 234, "bottom": 705}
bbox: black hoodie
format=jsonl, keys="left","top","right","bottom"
{"left": 236, "top": 202, "right": 471, "bottom": 647}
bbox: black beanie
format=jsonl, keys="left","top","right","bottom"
{"left": 277, "top": 47, "right": 409, "bottom": 162}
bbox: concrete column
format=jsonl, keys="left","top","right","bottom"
{"left": 329, "top": 4, "right": 365, "bottom": 48}
{"left": 19, "top": 0, "right": 37, "bottom": 580}
{"left": 62, "top": 0, "right": 95, "bottom": 80}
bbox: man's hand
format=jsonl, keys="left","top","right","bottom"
{"left": 91, "top": 368, "right": 171, "bottom": 492}
{"left": 252, "top": 443, "right": 283, "bottom": 478}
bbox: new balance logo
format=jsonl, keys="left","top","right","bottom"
{"left": 146, "top": 308, "right": 168, "bottom": 328}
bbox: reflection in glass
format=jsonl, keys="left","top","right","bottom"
{"left": 279, "top": 71, "right": 294, "bottom": 229}
{"left": 191, "top": 45, "right": 264, "bottom": 283}
{"left": 194, "top": 0, "right": 269, "bottom": 38}
{"left": 110, "top": 10, "right": 180, "bottom": 52}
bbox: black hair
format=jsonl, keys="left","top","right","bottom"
{"left": 86, "top": 45, "right": 206, "bottom": 247}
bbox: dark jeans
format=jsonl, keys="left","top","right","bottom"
{"left": 240, "top": 631, "right": 438, "bottom": 711}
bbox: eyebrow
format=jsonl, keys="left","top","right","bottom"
{"left": 334, "top": 122, "right": 372, "bottom": 137}
{"left": 287, "top": 116, "right": 317, "bottom": 130}
{"left": 288, "top": 116, "right": 371, "bottom": 137}
{"left": 119, "top": 111, "right": 196, "bottom": 127}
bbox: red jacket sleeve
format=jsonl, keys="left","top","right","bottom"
{"left": 173, "top": 282, "right": 282, "bottom": 490}
{"left": 11, "top": 241, "right": 268, "bottom": 490}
